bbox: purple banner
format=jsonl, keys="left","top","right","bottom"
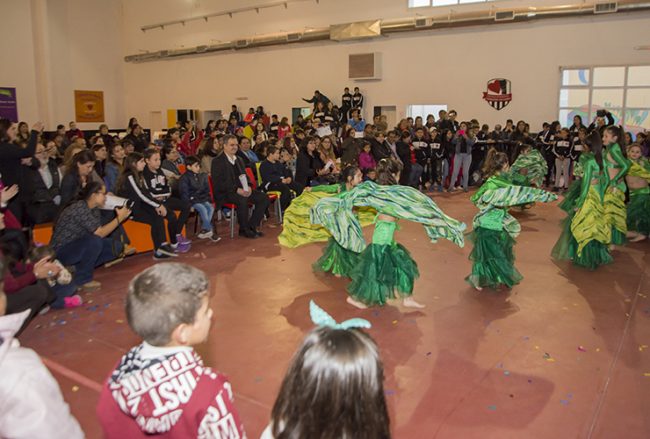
{"left": 0, "top": 87, "right": 18, "bottom": 122}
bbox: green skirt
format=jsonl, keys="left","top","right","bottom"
{"left": 552, "top": 216, "right": 613, "bottom": 270}
{"left": 347, "top": 243, "right": 419, "bottom": 306}
{"left": 466, "top": 227, "right": 522, "bottom": 289}
{"left": 558, "top": 179, "right": 581, "bottom": 214}
{"left": 627, "top": 191, "right": 650, "bottom": 236}
{"left": 313, "top": 238, "right": 359, "bottom": 277}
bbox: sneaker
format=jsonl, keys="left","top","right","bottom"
{"left": 153, "top": 249, "right": 173, "bottom": 260}
{"left": 157, "top": 244, "right": 179, "bottom": 257}
{"left": 82, "top": 280, "right": 101, "bottom": 291}
{"left": 64, "top": 295, "right": 83, "bottom": 308}
{"left": 38, "top": 305, "right": 51, "bottom": 316}
{"left": 222, "top": 208, "right": 231, "bottom": 219}
{"left": 122, "top": 245, "right": 137, "bottom": 257}
{"left": 176, "top": 234, "right": 191, "bottom": 245}
{"left": 197, "top": 229, "right": 213, "bottom": 239}
{"left": 239, "top": 229, "right": 258, "bottom": 239}
{"left": 175, "top": 241, "right": 191, "bottom": 253}
{"left": 209, "top": 234, "right": 222, "bottom": 243}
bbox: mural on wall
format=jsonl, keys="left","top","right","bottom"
{"left": 483, "top": 78, "right": 512, "bottom": 111}
{"left": 74, "top": 90, "right": 105, "bottom": 122}
{"left": 0, "top": 87, "right": 18, "bottom": 122}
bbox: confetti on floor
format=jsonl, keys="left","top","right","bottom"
{"left": 578, "top": 346, "right": 587, "bottom": 352}
{"left": 72, "top": 386, "right": 79, "bottom": 392}
{"left": 487, "top": 405, "right": 497, "bottom": 411}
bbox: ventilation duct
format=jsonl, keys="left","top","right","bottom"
{"left": 329, "top": 20, "right": 381, "bottom": 41}
{"left": 124, "top": 0, "right": 650, "bottom": 62}
{"left": 495, "top": 11, "right": 515, "bottom": 21}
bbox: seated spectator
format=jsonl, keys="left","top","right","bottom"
{"left": 211, "top": 135, "right": 269, "bottom": 239}
{"left": 97, "top": 123, "right": 114, "bottom": 147}
{"left": 62, "top": 140, "right": 86, "bottom": 170}
{"left": 123, "top": 124, "right": 148, "bottom": 153}
{"left": 277, "top": 117, "right": 292, "bottom": 140}
{"left": 318, "top": 136, "right": 340, "bottom": 177}
{"left": 295, "top": 136, "right": 328, "bottom": 187}
{"left": 0, "top": 213, "right": 58, "bottom": 330}
{"left": 260, "top": 146, "right": 304, "bottom": 211}
{"left": 179, "top": 156, "right": 219, "bottom": 241}
{"left": 262, "top": 303, "right": 388, "bottom": 439}
{"left": 358, "top": 141, "right": 377, "bottom": 174}
{"left": 64, "top": 121, "right": 84, "bottom": 142}
{"left": 197, "top": 135, "right": 221, "bottom": 174}
{"left": 280, "top": 147, "right": 296, "bottom": 178}
{"left": 97, "top": 263, "right": 246, "bottom": 438}
{"left": 50, "top": 182, "right": 131, "bottom": 300}
{"left": 60, "top": 149, "right": 97, "bottom": 205}
{"left": 348, "top": 108, "right": 366, "bottom": 136}
{"left": 92, "top": 143, "right": 108, "bottom": 180}
{"left": 178, "top": 122, "right": 204, "bottom": 156}
{"left": 117, "top": 153, "right": 181, "bottom": 259}
{"left": 105, "top": 143, "right": 125, "bottom": 193}
{"left": 236, "top": 137, "right": 259, "bottom": 168}
{"left": 121, "top": 138, "right": 135, "bottom": 155}
{"left": 24, "top": 140, "right": 62, "bottom": 224}
{"left": 142, "top": 149, "right": 191, "bottom": 252}
{"left": 0, "top": 263, "right": 84, "bottom": 438}
{"left": 0, "top": 119, "right": 40, "bottom": 220}
{"left": 370, "top": 131, "right": 393, "bottom": 162}
{"left": 14, "top": 122, "right": 30, "bottom": 146}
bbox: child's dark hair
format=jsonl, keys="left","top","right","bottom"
{"left": 143, "top": 148, "right": 160, "bottom": 160}
{"left": 117, "top": 152, "right": 144, "bottom": 191}
{"left": 376, "top": 158, "right": 402, "bottom": 185}
{"left": 270, "top": 326, "right": 390, "bottom": 439}
{"left": 605, "top": 125, "right": 625, "bottom": 146}
{"left": 126, "top": 263, "right": 209, "bottom": 346}
{"left": 185, "top": 155, "right": 200, "bottom": 167}
{"left": 482, "top": 148, "right": 509, "bottom": 177}
{"left": 29, "top": 244, "right": 56, "bottom": 263}
{"left": 340, "top": 165, "right": 360, "bottom": 184}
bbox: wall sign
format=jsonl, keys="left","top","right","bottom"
{"left": 483, "top": 78, "right": 512, "bottom": 110}
{"left": 74, "top": 90, "right": 105, "bottom": 122}
{"left": 0, "top": 87, "right": 18, "bottom": 122}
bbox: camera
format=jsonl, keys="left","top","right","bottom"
{"left": 102, "top": 194, "right": 134, "bottom": 211}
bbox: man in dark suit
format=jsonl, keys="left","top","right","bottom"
{"left": 211, "top": 135, "right": 269, "bottom": 239}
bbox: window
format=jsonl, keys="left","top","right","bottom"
{"left": 409, "top": 0, "right": 495, "bottom": 8}
{"left": 558, "top": 65, "right": 650, "bottom": 136}
{"left": 407, "top": 104, "right": 448, "bottom": 120}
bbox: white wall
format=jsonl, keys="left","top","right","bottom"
{"left": 0, "top": 0, "right": 125, "bottom": 129}
{"left": 121, "top": 1, "right": 650, "bottom": 129}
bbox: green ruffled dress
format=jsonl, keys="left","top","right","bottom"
{"left": 347, "top": 220, "right": 419, "bottom": 305}
{"left": 551, "top": 152, "right": 613, "bottom": 270}
{"left": 626, "top": 159, "right": 650, "bottom": 236}
{"left": 602, "top": 143, "right": 631, "bottom": 245}
{"left": 466, "top": 174, "right": 557, "bottom": 289}
{"left": 313, "top": 238, "right": 360, "bottom": 277}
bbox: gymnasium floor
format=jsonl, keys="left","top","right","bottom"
{"left": 19, "top": 190, "right": 650, "bottom": 438}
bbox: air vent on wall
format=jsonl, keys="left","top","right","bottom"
{"left": 195, "top": 45, "right": 208, "bottom": 53}
{"left": 594, "top": 2, "right": 617, "bottom": 14}
{"left": 235, "top": 39, "right": 249, "bottom": 48}
{"left": 495, "top": 10, "right": 515, "bottom": 21}
{"left": 349, "top": 53, "right": 382, "bottom": 80}
{"left": 286, "top": 33, "right": 302, "bottom": 42}
{"left": 414, "top": 18, "right": 429, "bottom": 28}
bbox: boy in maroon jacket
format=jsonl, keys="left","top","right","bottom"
{"left": 97, "top": 263, "right": 246, "bottom": 438}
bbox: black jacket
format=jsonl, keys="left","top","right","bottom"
{"left": 178, "top": 170, "right": 211, "bottom": 204}
{"left": 24, "top": 159, "right": 61, "bottom": 205}
{"left": 295, "top": 150, "right": 324, "bottom": 187}
{"left": 0, "top": 130, "right": 38, "bottom": 187}
{"left": 371, "top": 139, "right": 393, "bottom": 162}
{"left": 210, "top": 153, "right": 252, "bottom": 208}
{"left": 396, "top": 141, "right": 413, "bottom": 185}
{"left": 142, "top": 167, "right": 171, "bottom": 200}
{"left": 259, "top": 160, "right": 291, "bottom": 189}
{"left": 123, "top": 133, "right": 148, "bottom": 153}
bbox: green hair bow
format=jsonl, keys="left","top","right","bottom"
{"left": 309, "top": 300, "right": 371, "bottom": 330}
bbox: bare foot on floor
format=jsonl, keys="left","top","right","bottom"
{"left": 630, "top": 234, "right": 647, "bottom": 243}
{"left": 474, "top": 285, "right": 483, "bottom": 291}
{"left": 347, "top": 296, "right": 368, "bottom": 309}
{"left": 334, "top": 273, "right": 342, "bottom": 278}
{"left": 402, "top": 297, "right": 426, "bottom": 309}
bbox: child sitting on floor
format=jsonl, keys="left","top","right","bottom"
{"left": 0, "top": 257, "right": 84, "bottom": 439}
{"left": 28, "top": 245, "right": 72, "bottom": 288}
{"left": 96, "top": 263, "right": 245, "bottom": 438}
{"left": 179, "top": 155, "right": 221, "bottom": 241}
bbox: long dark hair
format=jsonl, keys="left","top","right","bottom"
{"left": 65, "top": 149, "right": 96, "bottom": 176}
{"left": 300, "top": 136, "right": 316, "bottom": 154}
{"left": 340, "top": 165, "right": 360, "bottom": 186}
{"left": 376, "top": 158, "right": 402, "bottom": 185}
{"left": 482, "top": 148, "right": 509, "bottom": 178}
{"left": 117, "top": 152, "right": 144, "bottom": 191}
{"left": 270, "top": 326, "right": 390, "bottom": 439}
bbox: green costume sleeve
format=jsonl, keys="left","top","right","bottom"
{"left": 310, "top": 184, "right": 341, "bottom": 194}
{"left": 608, "top": 143, "right": 631, "bottom": 184}
{"left": 474, "top": 184, "right": 557, "bottom": 209}
{"left": 310, "top": 181, "right": 466, "bottom": 252}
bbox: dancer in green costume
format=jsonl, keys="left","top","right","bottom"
{"left": 625, "top": 144, "right": 650, "bottom": 243}
{"left": 510, "top": 144, "right": 548, "bottom": 187}
{"left": 311, "top": 159, "right": 466, "bottom": 309}
{"left": 551, "top": 143, "right": 613, "bottom": 270}
{"left": 467, "top": 152, "right": 557, "bottom": 290}
{"left": 602, "top": 126, "right": 630, "bottom": 246}
{"left": 278, "top": 166, "right": 374, "bottom": 277}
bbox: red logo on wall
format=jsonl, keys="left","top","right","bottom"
{"left": 483, "top": 78, "right": 512, "bottom": 110}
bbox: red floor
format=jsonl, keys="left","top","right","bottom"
{"left": 19, "top": 191, "right": 650, "bottom": 438}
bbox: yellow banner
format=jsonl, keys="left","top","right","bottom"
{"left": 74, "top": 90, "right": 105, "bottom": 122}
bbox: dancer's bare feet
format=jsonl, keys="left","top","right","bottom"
{"left": 347, "top": 296, "right": 368, "bottom": 309}
{"left": 334, "top": 273, "right": 342, "bottom": 278}
{"left": 630, "top": 234, "right": 647, "bottom": 243}
{"left": 474, "top": 285, "right": 483, "bottom": 291}
{"left": 402, "top": 297, "right": 426, "bottom": 309}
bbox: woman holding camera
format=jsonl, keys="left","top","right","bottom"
{"left": 50, "top": 181, "right": 131, "bottom": 297}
